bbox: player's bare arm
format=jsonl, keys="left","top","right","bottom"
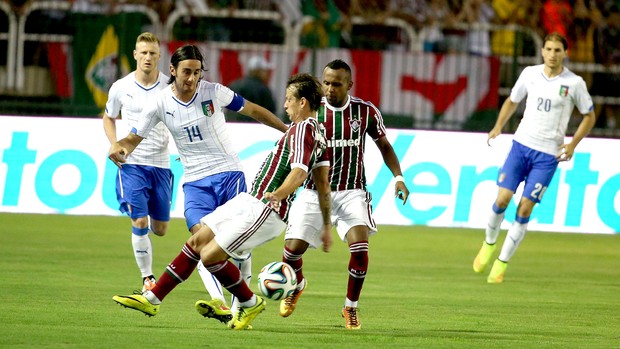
{"left": 264, "top": 167, "right": 308, "bottom": 210}
{"left": 312, "top": 165, "right": 333, "bottom": 252}
{"left": 488, "top": 98, "right": 519, "bottom": 146}
{"left": 102, "top": 113, "right": 118, "bottom": 144}
{"left": 240, "top": 100, "right": 288, "bottom": 133}
{"left": 558, "top": 110, "right": 597, "bottom": 162}
{"left": 375, "top": 137, "right": 410, "bottom": 204}
{"left": 108, "top": 133, "right": 144, "bottom": 168}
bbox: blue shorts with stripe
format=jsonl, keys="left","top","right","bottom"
{"left": 183, "top": 170, "right": 247, "bottom": 230}
{"left": 116, "top": 164, "right": 174, "bottom": 221}
{"left": 497, "top": 141, "right": 559, "bottom": 204}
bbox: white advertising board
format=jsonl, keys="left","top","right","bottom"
{"left": 0, "top": 116, "right": 618, "bottom": 234}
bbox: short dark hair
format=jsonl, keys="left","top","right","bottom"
{"left": 286, "top": 73, "right": 322, "bottom": 112}
{"left": 324, "top": 59, "right": 352, "bottom": 76}
{"left": 168, "top": 45, "right": 204, "bottom": 84}
{"left": 543, "top": 32, "right": 568, "bottom": 51}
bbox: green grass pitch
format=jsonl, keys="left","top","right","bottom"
{"left": 0, "top": 213, "right": 618, "bottom": 348}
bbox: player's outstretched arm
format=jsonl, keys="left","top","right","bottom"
{"left": 108, "top": 133, "right": 144, "bottom": 168}
{"left": 240, "top": 100, "right": 288, "bottom": 133}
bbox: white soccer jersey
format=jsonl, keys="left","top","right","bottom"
{"left": 511, "top": 64, "right": 594, "bottom": 155}
{"left": 105, "top": 71, "right": 170, "bottom": 168}
{"left": 135, "top": 80, "right": 244, "bottom": 182}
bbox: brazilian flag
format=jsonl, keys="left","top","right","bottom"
{"left": 69, "top": 13, "right": 150, "bottom": 116}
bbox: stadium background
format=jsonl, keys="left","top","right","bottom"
{"left": 1, "top": 3, "right": 619, "bottom": 347}
{"left": 0, "top": 0, "right": 619, "bottom": 234}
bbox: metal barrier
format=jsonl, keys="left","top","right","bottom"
{"left": 1, "top": 3, "right": 619, "bottom": 136}
{"left": 164, "top": 8, "right": 292, "bottom": 49}
{"left": 0, "top": 1, "right": 17, "bottom": 92}
{"left": 14, "top": 0, "right": 162, "bottom": 94}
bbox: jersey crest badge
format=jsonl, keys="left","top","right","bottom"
{"left": 559, "top": 85, "right": 569, "bottom": 97}
{"left": 201, "top": 100, "right": 214, "bottom": 117}
{"left": 498, "top": 172, "right": 506, "bottom": 183}
{"left": 349, "top": 119, "right": 361, "bottom": 132}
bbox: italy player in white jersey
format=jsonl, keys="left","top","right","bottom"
{"left": 103, "top": 32, "right": 173, "bottom": 293}
{"left": 473, "top": 33, "right": 597, "bottom": 284}
{"left": 280, "top": 59, "right": 410, "bottom": 330}
{"left": 111, "top": 73, "right": 331, "bottom": 331}
{"left": 108, "top": 45, "right": 288, "bottom": 323}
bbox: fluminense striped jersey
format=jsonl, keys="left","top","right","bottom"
{"left": 305, "top": 95, "right": 387, "bottom": 191}
{"left": 134, "top": 80, "right": 245, "bottom": 182}
{"left": 105, "top": 71, "right": 170, "bottom": 168}
{"left": 249, "top": 117, "right": 329, "bottom": 223}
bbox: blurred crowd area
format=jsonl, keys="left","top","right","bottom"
{"left": 2, "top": 0, "right": 620, "bottom": 136}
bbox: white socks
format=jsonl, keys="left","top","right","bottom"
{"left": 485, "top": 210, "right": 505, "bottom": 245}
{"left": 132, "top": 232, "right": 152, "bottom": 278}
{"left": 197, "top": 261, "right": 226, "bottom": 303}
{"left": 498, "top": 221, "right": 528, "bottom": 262}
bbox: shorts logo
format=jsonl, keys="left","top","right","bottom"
{"left": 201, "top": 100, "right": 214, "bottom": 117}
{"left": 498, "top": 172, "right": 506, "bottom": 183}
{"left": 559, "top": 85, "right": 569, "bottom": 97}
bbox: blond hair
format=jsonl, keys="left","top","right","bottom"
{"left": 136, "top": 32, "right": 160, "bottom": 46}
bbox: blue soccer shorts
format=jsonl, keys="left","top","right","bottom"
{"left": 497, "top": 140, "right": 559, "bottom": 204}
{"left": 116, "top": 164, "right": 173, "bottom": 221}
{"left": 183, "top": 170, "right": 247, "bottom": 230}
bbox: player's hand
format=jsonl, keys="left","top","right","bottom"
{"left": 487, "top": 127, "right": 501, "bottom": 146}
{"left": 108, "top": 143, "right": 129, "bottom": 168}
{"left": 264, "top": 192, "right": 282, "bottom": 210}
{"left": 557, "top": 143, "right": 575, "bottom": 162}
{"left": 395, "top": 181, "right": 409, "bottom": 204}
{"left": 320, "top": 223, "right": 333, "bottom": 252}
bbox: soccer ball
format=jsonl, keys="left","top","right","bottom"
{"left": 257, "top": 261, "right": 297, "bottom": 300}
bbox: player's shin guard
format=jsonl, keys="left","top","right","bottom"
{"left": 205, "top": 260, "right": 254, "bottom": 303}
{"left": 498, "top": 216, "right": 529, "bottom": 262}
{"left": 132, "top": 227, "right": 153, "bottom": 277}
{"left": 197, "top": 260, "right": 226, "bottom": 303}
{"left": 485, "top": 203, "right": 506, "bottom": 244}
{"left": 231, "top": 255, "right": 252, "bottom": 314}
{"left": 347, "top": 241, "right": 369, "bottom": 302}
{"left": 151, "top": 243, "right": 199, "bottom": 301}
{"left": 283, "top": 246, "right": 305, "bottom": 285}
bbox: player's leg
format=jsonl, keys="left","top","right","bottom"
{"left": 230, "top": 254, "right": 252, "bottom": 316}
{"left": 201, "top": 242, "right": 263, "bottom": 330}
{"left": 130, "top": 217, "right": 156, "bottom": 291}
{"left": 141, "top": 168, "right": 173, "bottom": 290}
{"left": 184, "top": 180, "right": 228, "bottom": 305}
{"left": 280, "top": 239, "right": 310, "bottom": 317}
{"left": 116, "top": 165, "right": 157, "bottom": 290}
{"left": 334, "top": 190, "right": 377, "bottom": 330}
{"left": 489, "top": 150, "right": 557, "bottom": 283}
{"left": 488, "top": 203, "right": 532, "bottom": 284}
{"left": 279, "top": 189, "right": 322, "bottom": 317}
{"left": 148, "top": 167, "right": 173, "bottom": 237}
{"left": 113, "top": 224, "right": 215, "bottom": 316}
{"left": 341, "top": 225, "right": 369, "bottom": 330}
{"left": 475, "top": 142, "right": 525, "bottom": 274}
{"left": 199, "top": 195, "right": 285, "bottom": 329}
{"left": 473, "top": 188, "right": 513, "bottom": 273}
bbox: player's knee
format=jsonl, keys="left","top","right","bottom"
{"left": 132, "top": 217, "right": 149, "bottom": 229}
{"left": 150, "top": 221, "right": 168, "bottom": 236}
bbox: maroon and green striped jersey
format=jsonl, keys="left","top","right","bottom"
{"left": 249, "top": 117, "right": 329, "bottom": 223}
{"left": 305, "top": 95, "right": 387, "bottom": 191}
